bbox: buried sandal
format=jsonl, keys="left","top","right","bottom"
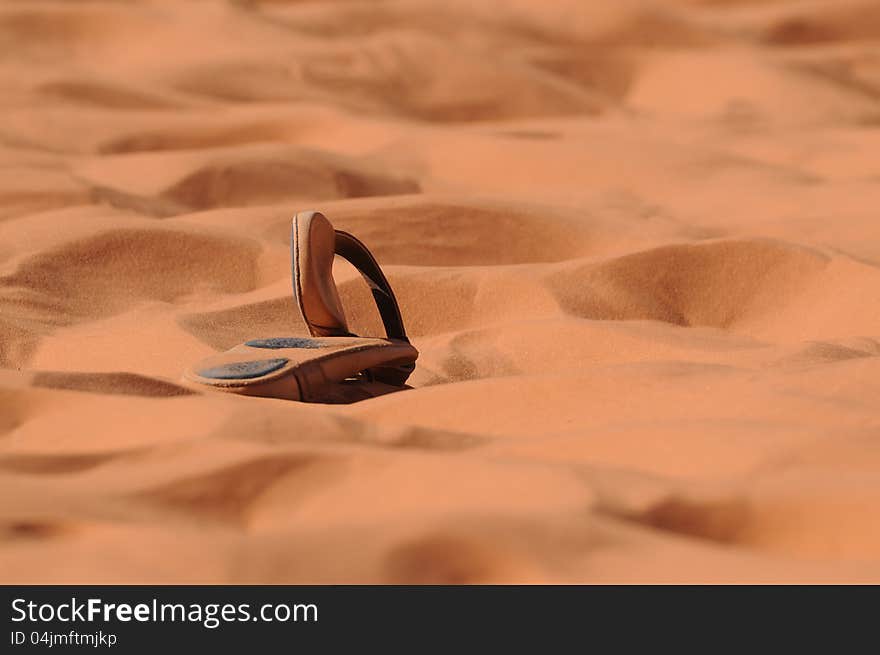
{"left": 182, "top": 210, "right": 418, "bottom": 403}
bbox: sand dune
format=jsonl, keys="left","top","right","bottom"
{"left": 2, "top": 0, "right": 880, "bottom": 583}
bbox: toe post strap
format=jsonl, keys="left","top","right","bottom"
{"left": 292, "top": 210, "right": 410, "bottom": 343}
{"left": 292, "top": 210, "right": 416, "bottom": 386}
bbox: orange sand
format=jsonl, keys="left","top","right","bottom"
{"left": 2, "top": 0, "right": 880, "bottom": 583}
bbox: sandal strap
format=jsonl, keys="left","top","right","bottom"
{"left": 333, "top": 229, "right": 409, "bottom": 343}
{"left": 292, "top": 211, "right": 410, "bottom": 344}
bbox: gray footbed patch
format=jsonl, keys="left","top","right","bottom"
{"left": 245, "top": 337, "right": 325, "bottom": 349}
{"left": 197, "top": 358, "right": 289, "bottom": 380}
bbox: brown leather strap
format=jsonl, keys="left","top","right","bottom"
{"left": 334, "top": 230, "right": 410, "bottom": 344}
{"left": 290, "top": 211, "right": 415, "bottom": 385}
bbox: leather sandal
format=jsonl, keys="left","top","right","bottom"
{"left": 182, "top": 211, "right": 418, "bottom": 403}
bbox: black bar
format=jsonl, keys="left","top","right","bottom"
{"left": 1, "top": 585, "right": 876, "bottom": 651}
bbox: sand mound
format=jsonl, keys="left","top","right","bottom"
{"left": 173, "top": 36, "right": 606, "bottom": 122}
{"left": 0, "top": 3, "right": 152, "bottom": 61}
{"left": 99, "top": 122, "right": 290, "bottom": 155}
{"left": 552, "top": 239, "right": 841, "bottom": 331}
{"left": 75, "top": 145, "right": 420, "bottom": 212}
{"left": 268, "top": 196, "right": 597, "bottom": 265}
{"left": 1, "top": 226, "right": 262, "bottom": 320}
{"left": 179, "top": 296, "right": 302, "bottom": 351}
{"left": 36, "top": 79, "right": 182, "bottom": 111}
{"left": 164, "top": 154, "right": 418, "bottom": 210}
{"left": 758, "top": 1, "right": 880, "bottom": 46}
{"left": 2, "top": 0, "right": 880, "bottom": 583}
{"left": 31, "top": 371, "right": 195, "bottom": 398}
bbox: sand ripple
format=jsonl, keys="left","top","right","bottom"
{"left": 2, "top": 0, "right": 880, "bottom": 582}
